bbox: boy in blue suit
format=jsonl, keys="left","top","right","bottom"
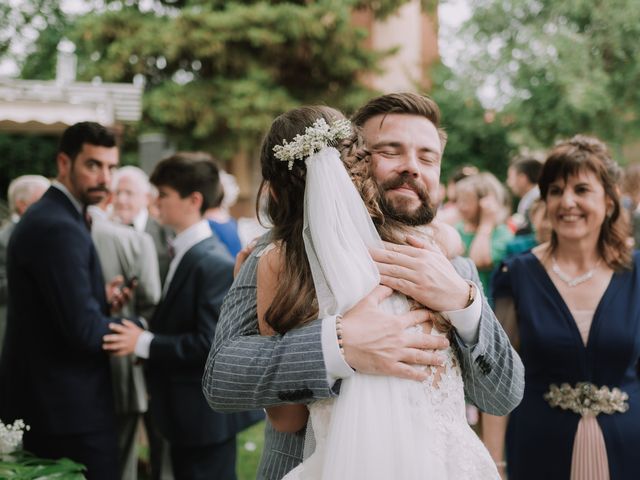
{"left": 104, "top": 153, "right": 248, "bottom": 480}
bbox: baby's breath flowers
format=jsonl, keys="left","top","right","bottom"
{"left": 0, "top": 419, "right": 30, "bottom": 454}
{"left": 273, "top": 118, "right": 353, "bottom": 170}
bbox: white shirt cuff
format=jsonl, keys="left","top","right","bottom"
{"left": 135, "top": 330, "right": 154, "bottom": 359}
{"left": 321, "top": 315, "right": 355, "bottom": 387}
{"left": 442, "top": 281, "right": 482, "bottom": 346}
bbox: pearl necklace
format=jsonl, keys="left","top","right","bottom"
{"left": 551, "top": 256, "right": 601, "bottom": 287}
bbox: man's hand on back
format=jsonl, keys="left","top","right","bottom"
{"left": 340, "top": 285, "right": 449, "bottom": 382}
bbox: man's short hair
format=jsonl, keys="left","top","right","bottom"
{"left": 8, "top": 175, "right": 50, "bottom": 214}
{"left": 113, "top": 165, "right": 151, "bottom": 195}
{"left": 58, "top": 122, "right": 117, "bottom": 161}
{"left": 150, "top": 152, "right": 221, "bottom": 215}
{"left": 510, "top": 155, "right": 543, "bottom": 184}
{"left": 351, "top": 92, "right": 448, "bottom": 149}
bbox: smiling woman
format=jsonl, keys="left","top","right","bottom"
{"left": 484, "top": 135, "right": 639, "bottom": 480}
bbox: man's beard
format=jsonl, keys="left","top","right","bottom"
{"left": 377, "top": 173, "right": 436, "bottom": 226}
{"left": 70, "top": 170, "right": 108, "bottom": 205}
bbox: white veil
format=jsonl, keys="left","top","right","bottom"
{"left": 299, "top": 147, "right": 445, "bottom": 479}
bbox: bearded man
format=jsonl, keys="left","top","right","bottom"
{"left": 0, "top": 122, "right": 139, "bottom": 480}
{"left": 203, "top": 93, "right": 524, "bottom": 480}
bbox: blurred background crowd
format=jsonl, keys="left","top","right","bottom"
{"left": 1, "top": 1, "right": 640, "bottom": 479}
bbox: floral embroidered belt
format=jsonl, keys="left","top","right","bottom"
{"left": 544, "top": 382, "right": 629, "bottom": 416}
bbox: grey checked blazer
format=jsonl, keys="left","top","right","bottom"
{"left": 203, "top": 237, "right": 524, "bottom": 480}
{"left": 91, "top": 216, "right": 161, "bottom": 414}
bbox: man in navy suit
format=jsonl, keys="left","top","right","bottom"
{"left": 104, "top": 153, "right": 254, "bottom": 480}
{"left": 0, "top": 122, "right": 135, "bottom": 480}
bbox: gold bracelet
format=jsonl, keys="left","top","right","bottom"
{"left": 465, "top": 282, "right": 475, "bottom": 308}
{"left": 336, "top": 315, "right": 345, "bottom": 357}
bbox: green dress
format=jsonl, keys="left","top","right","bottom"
{"left": 455, "top": 222, "right": 513, "bottom": 301}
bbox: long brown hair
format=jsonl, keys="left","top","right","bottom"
{"left": 257, "top": 106, "right": 344, "bottom": 334}
{"left": 539, "top": 135, "right": 632, "bottom": 271}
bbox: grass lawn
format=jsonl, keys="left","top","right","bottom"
{"left": 237, "top": 421, "right": 266, "bottom": 480}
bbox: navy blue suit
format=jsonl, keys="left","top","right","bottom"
{"left": 145, "top": 235, "right": 259, "bottom": 480}
{"left": 0, "top": 187, "right": 130, "bottom": 479}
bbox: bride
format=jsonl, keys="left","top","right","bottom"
{"left": 255, "top": 105, "right": 498, "bottom": 479}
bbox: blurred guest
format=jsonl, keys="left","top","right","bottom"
{"left": 506, "top": 154, "right": 543, "bottom": 235}
{"left": 112, "top": 166, "right": 173, "bottom": 480}
{"left": 89, "top": 195, "right": 161, "bottom": 480}
{"left": 504, "top": 199, "right": 552, "bottom": 258}
{"left": 103, "top": 153, "right": 254, "bottom": 480}
{"left": 484, "top": 135, "right": 638, "bottom": 479}
{"left": 236, "top": 188, "right": 270, "bottom": 248}
{"left": 112, "top": 166, "right": 173, "bottom": 284}
{"left": 437, "top": 165, "right": 479, "bottom": 226}
{"left": 205, "top": 170, "right": 242, "bottom": 257}
{"left": 148, "top": 184, "right": 161, "bottom": 220}
{"left": 622, "top": 163, "right": 640, "bottom": 247}
{"left": 0, "top": 175, "right": 50, "bottom": 354}
{"left": 0, "top": 122, "right": 140, "bottom": 480}
{"left": 455, "top": 172, "right": 513, "bottom": 299}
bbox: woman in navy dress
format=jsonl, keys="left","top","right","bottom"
{"left": 483, "top": 135, "right": 639, "bottom": 479}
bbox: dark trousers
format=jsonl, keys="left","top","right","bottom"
{"left": 170, "top": 436, "right": 237, "bottom": 480}
{"left": 144, "top": 410, "right": 174, "bottom": 480}
{"left": 24, "top": 428, "right": 118, "bottom": 480}
{"left": 117, "top": 413, "right": 140, "bottom": 480}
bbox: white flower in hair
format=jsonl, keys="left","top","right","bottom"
{"left": 273, "top": 118, "right": 353, "bottom": 170}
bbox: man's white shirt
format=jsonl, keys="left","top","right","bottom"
{"left": 517, "top": 186, "right": 540, "bottom": 217}
{"left": 132, "top": 208, "right": 149, "bottom": 233}
{"left": 135, "top": 219, "right": 212, "bottom": 359}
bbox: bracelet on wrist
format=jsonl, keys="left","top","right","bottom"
{"left": 495, "top": 460, "right": 507, "bottom": 468}
{"left": 464, "top": 282, "right": 475, "bottom": 309}
{"left": 336, "top": 315, "right": 345, "bottom": 358}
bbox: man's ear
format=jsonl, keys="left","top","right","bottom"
{"left": 190, "top": 191, "right": 204, "bottom": 212}
{"left": 56, "top": 152, "right": 72, "bottom": 177}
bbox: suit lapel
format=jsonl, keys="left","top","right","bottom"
{"left": 48, "top": 187, "right": 109, "bottom": 312}
{"left": 157, "top": 238, "right": 210, "bottom": 317}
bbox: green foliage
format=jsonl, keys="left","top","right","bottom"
{"left": 0, "top": 0, "right": 66, "bottom": 79}
{"left": 430, "top": 65, "right": 515, "bottom": 180}
{"left": 0, "top": 133, "right": 58, "bottom": 200}
{"left": 460, "top": 0, "right": 640, "bottom": 151}
{"left": 0, "top": 450, "right": 85, "bottom": 479}
{"left": 61, "top": 0, "right": 394, "bottom": 157}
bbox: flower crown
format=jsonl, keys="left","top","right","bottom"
{"left": 273, "top": 118, "right": 353, "bottom": 170}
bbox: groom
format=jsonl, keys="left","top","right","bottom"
{"left": 203, "top": 93, "right": 524, "bottom": 479}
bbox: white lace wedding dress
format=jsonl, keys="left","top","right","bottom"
{"left": 282, "top": 147, "right": 498, "bottom": 480}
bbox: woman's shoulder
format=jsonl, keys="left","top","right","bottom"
{"left": 492, "top": 248, "right": 540, "bottom": 299}
{"left": 502, "top": 246, "right": 541, "bottom": 270}
{"left": 257, "top": 241, "right": 285, "bottom": 278}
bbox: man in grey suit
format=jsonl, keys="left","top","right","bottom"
{"left": 203, "top": 93, "right": 525, "bottom": 479}
{"left": 112, "top": 166, "right": 174, "bottom": 284}
{"left": 112, "top": 165, "right": 174, "bottom": 480}
{"left": 89, "top": 198, "right": 161, "bottom": 480}
{"left": 0, "top": 175, "right": 49, "bottom": 354}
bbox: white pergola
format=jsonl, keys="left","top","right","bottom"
{"left": 0, "top": 77, "right": 143, "bottom": 134}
